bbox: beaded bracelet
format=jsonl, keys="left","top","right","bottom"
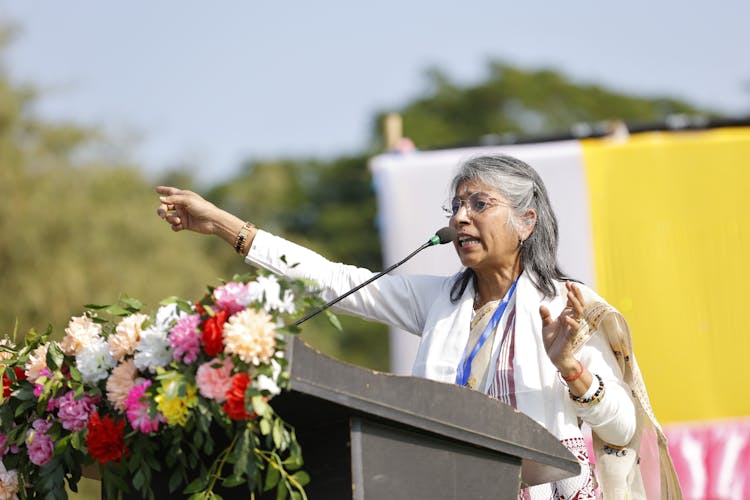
{"left": 569, "top": 374, "right": 605, "bottom": 407}
{"left": 234, "top": 221, "right": 255, "bottom": 254}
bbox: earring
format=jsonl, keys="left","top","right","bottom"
{"left": 518, "top": 238, "right": 524, "bottom": 248}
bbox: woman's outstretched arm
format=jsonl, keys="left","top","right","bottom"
{"left": 156, "top": 186, "right": 257, "bottom": 255}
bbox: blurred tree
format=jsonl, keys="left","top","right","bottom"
{"left": 0, "top": 29, "right": 227, "bottom": 339}
{"left": 372, "top": 61, "right": 718, "bottom": 150}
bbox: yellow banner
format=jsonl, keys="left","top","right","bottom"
{"left": 582, "top": 127, "right": 750, "bottom": 423}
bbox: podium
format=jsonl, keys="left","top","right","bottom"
{"left": 268, "top": 336, "right": 580, "bottom": 500}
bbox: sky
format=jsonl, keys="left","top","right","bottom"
{"left": 2, "top": 1, "right": 749, "bottom": 185}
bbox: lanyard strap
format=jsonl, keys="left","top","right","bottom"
{"left": 455, "top": 276, "right": 519, "bottom": 387}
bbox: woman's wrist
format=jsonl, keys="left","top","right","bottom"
{"left": 556, "top": 358, "right": 582, "bottom": 379}
{"left": 210, "top": 211, "right": 253, "bottom": 251}
{"left": 556, "top": 357, "right": 594, "bottom": 397}
{"left": 233, "top": 221, "right": 256, "bottom": 255}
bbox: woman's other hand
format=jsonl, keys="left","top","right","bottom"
{"left": 539, "top": 282, "right": 588, "bottom": 380}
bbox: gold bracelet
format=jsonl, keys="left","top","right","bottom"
{"left": 234, "top": 221, "right": 255, "bottom": 254}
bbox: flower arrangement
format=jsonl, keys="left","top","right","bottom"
{"left": 0, "top": 270, "right": 329, "bottom": 500}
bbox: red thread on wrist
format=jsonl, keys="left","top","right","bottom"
{"left": 562, "top": 360, "right": 584, "bottom": 382}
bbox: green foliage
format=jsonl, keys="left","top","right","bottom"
{"left": 374, "top": 61, "right": 718, "bottom": 150}
{"left": 0, "top": 54, "right": 227, "bottom": 343}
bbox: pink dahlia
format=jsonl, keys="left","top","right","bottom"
{"left": 168, "top": 314, "right": 201, "bottom": 363}
{"left": 26, "top": 420, "right": 54, "bottom": 466}
{"left": 195, "top": 357, "right": 234, "bottom": 402}
{"left": 213, "top": 282, "right": 251, "bottom": 315}
{"left": 124, "top": 380, "right": 164, "bottom": 433}
{"left": 56, "top": 391, "right": 99, "bottom": 432}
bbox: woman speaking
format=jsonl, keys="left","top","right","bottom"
{"left": 157, "top": 153, "right": 681, "bottom": 499}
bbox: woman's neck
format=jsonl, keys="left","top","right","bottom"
{"left": 474, "top": 264, "right": 522, "bottom": 308}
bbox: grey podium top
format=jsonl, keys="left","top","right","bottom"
{"left": 283, "top": 336, "right": 580, "bottom": 487}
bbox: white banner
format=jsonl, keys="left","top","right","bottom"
{"left": 369, "top": 141, "right": 595, "bottom": 374}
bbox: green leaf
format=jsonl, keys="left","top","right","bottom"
{"left": 46, "top": 342, "right": 64, "bottom": 370}
{"left": 263, "top": 464, "right": 281, "bottom": 492}
{"left": 69, "top": 364, "right": 83, "bottom": 382}
{"left": 260, "top": 418, "right": 271, "bottom": 436}
{"left": 272, "top": 419, "right": 283, "bottom": 449}
{"left": 283, "top": 455, "right": 304, "bottom": 471}
{"left": 104, "top": 305, "right": 131, "bottom": 316}
{"left": 290, "top": 471, "right": 310, "bottom": 487}
{"left": 290, "top": 492, "right": 303, "bottom": 500}
{"left": 231, "top": 430, "right": 250, "bottom": 480}
{"left": 133, "top": 469, "right": 145, "bottom": 490}
{"left": 276, "top": 481, "right": 289, "bottom": 500}
{"left": 83, "top": 303, "right": 110, "bottom": 310}
{"left": 13, "top": 384, "right": 36, "bottom": 401}
{"left": 251, "top": 395, "right": 270, "bottom": 417}
{"left": 325, "top": 310, "right": 343, "bottom": 331}
{"left": 119, "top": 295, "right": 145, "bottom": 310}
{"left": 182, "top": 477, "right": 208, "bottom": 495}
{"left": 70, "top": 431, "right": 81, "bottom": 450}
{"left": 54, "top": 434, "right": 72, "bottom": 455}
{"left": 14, "top": 399, "right": 35, "bottom": 417}
{"left": 168, "top": 469, "right": 184, "bottom": 493}
{"left": 222, "top": 474, "right": 246, "bottom": 488}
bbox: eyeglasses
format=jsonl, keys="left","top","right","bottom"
{"left": 442, "top": 192, "right": 504, "bottom": 218}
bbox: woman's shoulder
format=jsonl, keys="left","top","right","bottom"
{"left": 397, "top": 271, "right": 463, "bottom": 294}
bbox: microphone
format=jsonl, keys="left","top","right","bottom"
{"left": 294, "top": 227, "right": 457, "bottom": 326}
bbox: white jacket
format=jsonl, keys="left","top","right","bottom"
{"left": 246, "top": 229, "right": 640, "bottom": 496}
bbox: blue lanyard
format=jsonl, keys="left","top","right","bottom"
{"left": 455, "top": 277, "right": 519, "bottom": 387}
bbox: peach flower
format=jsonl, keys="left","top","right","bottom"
{"left": 60, "top": 315, "right": 102, "bottom": 356}
{"left": 106, "top": 359, "right": 138, "bottom": 413}
{"left": 0, "top": 339, "right": 14, "bottom": 362}
{"left": 108, "top": 313, "right": 149, "bottom": 361}
{"left": 24, "top": 343, "right": 53, "bottom": 382}
{"left": 0, "top": 463, "right": 19, "bottom": 500}
{"left": 223, "top": 309, "right": 276, "bottom": 366}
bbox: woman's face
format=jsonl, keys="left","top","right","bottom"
{"left": 448, "top": 180, "right": 521, "bottom": 274}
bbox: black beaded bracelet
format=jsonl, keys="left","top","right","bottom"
{"left": 569, "top": 373, "right": 605, "bottom": 407}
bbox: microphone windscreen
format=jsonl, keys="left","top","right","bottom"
{"left": 436, "top": 226, "right": 457, "bottom": 244}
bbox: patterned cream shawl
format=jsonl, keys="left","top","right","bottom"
{"left": 573, "top": 300, "right": 683, "bottom": 499}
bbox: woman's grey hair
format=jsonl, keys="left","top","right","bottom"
{"left": 448, "top": 153, "right": 570, "bottom": 300}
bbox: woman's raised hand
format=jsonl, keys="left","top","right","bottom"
{"left": 539, "top": 282, "right": 586, "bottom": 374}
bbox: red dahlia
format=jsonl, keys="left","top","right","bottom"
{"left": 202, "top": 309, "right": 229, "bottom": 356}
{"left": 222, "top": 373, "right": 257, "bottom": 421}
{"left": 86, "top": 413, "right": 128, "bottom": 464}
